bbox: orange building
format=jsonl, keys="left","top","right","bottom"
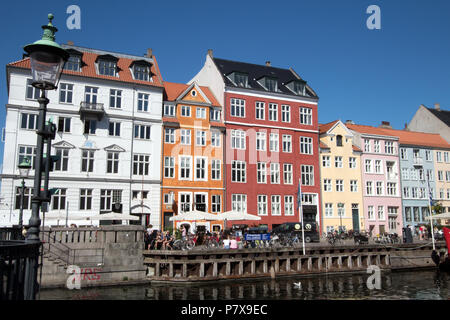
{"left": 161, "top": 81, "right": 225, "bottom": 232}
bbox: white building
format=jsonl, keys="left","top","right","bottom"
{"left": 0, "top": 44, "right": 164, "bottom": 228}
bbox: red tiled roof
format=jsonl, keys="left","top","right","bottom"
{"left": 8, "top": 51, "right": 164, "bottom": 88}
{"left": 346, "top": 124, "right": 398, "bottom": 138}
{"left": 163, "top": 82, "right": 221, "bottom": 107}
{"left": 352, "top": 145, "right": 362, "bottom": 152}
{"left": 318, "top": 120, "right": 339, "bottom": 134}
{"left": 319, "top": 141, "right": 329, "bottom": 149}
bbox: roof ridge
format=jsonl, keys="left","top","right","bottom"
{"left": 213, "top": 57, "right": 293, "bottom": 73}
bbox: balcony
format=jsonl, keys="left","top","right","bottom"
{"left": 79, "top": 102, "right": 105, "bottom": 120}
{"left": 413, "top": 157, "right": 423, "bottom": 167}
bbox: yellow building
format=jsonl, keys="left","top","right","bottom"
{"left": 319, "top": 120, "right": 365, "bottom": 233}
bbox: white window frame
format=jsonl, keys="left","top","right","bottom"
{"left": 270, "top": 133, "right": 279, "bottom": 152}
{"left": 256, "top": 132, "right": 267, "bottom": 151}
{"left": 282, "top": 135, "right": 292, "bottom": 153}
{"left": 255, "top": 102, "right": 265, "bottom": 120}
{"left": 257, "top": 162, "right": 267, "bottom": 184}
{"left": 179, "top": 156, "right": 193, "bottom": 180}
{"left": 281, "top": 105, "right": 290, "bottom": 123}
{"left": 230, "top": 98, "right": 245, "bottom": 118}
{"left": 271, "top": 195, "right": 281, "bottom": 216}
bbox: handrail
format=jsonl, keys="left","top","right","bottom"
{"left": 42, "top": 232, "right": 72, "bottom": 266}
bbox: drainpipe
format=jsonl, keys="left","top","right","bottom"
{"left": 129, "top": 87, "right": 136, "bottom": 226}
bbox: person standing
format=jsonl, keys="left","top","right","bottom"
{"left": 230, "top": 236, "right": 238, "bottom": 249}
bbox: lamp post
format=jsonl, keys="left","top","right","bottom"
{"left": 22, "top": 13, "right": 68, "bottom": 300}
{"left": 18, "top": 157, "right": 32, "bottom": 229}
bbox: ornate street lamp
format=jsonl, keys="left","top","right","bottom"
{"left": 22, "top": 13, "right": 68, "bottom": 300}
{"left": 17, "top": 157, "right": 32, "bottom": 229}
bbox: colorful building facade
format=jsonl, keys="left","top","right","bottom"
{"left": 191, "top": 52, "right": 321, "bottom": 230}
{"left": 319, "top": 121, "right": 364, "bottom": 233}
{"left": 161, "top": 81, "right": 225, "bottom": 232}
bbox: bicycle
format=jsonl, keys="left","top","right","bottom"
{"left": 172, "top": 235, "right": 195, "bottom": 251}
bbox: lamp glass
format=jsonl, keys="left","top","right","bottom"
{"left": 29, "top": 50, "right": 65, "bottom": 90}
{"left": 18, "top": 158, "right": 32, "bottom": 178}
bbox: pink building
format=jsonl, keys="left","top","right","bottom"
{"left": 347, "top": 123, "right": 403, "bottom": 236}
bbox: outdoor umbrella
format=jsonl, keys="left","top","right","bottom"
{"left": 215, "top": 210, "right": 261, "bottom": 230}
{"left": 425, "top": 212, "right": 450, "bottom": 220}
{"left": 89, "top": 212, "right": 140, "bottom": 221}
{"left": 169, "top": 210, "right": 219, "bottom": 221}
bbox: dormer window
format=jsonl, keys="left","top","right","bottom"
{"left": 133, "top": 64, "right": 150, "bottom": 81}
{"left": 286, "top": 80, "right": 306, "bottom": 96}
{"left": 64, "top": 55, "right": 81, "bottom": 72}
{"left": 336, "top": 135, "right": 343, "bottom": 147}
{"left": 259, "top": 77, "right": 277, "bottom": 92}
{"left": 98, "top": 60, "right": 117, "bottom": 76}
{"left": 228, "top": 72, "right": 248, "bottom": 87}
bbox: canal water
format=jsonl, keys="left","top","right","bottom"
{"left": 38, "top": 269, "right": 450, "bottom": 300}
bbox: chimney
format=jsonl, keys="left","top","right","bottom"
{"left": 379, "top": 121, "right": 392, "bottom": 129}
{"left": 404, "top": 123, "right": 409, "bottom": 131}
{"left": 345, "top": 120, "right": 355, "bottom": 125}
{"left": 435, "top": 103, "right": 441, "bottom": 111}
{"left": 145, "top": 48, "right": 153, "bottom": 58}
{"left": 67, "top": 40, "right": 74, "bottom": 46}
{"left": 207, "top": 49, "right": 213, "bottom": 58}
{"left": 265, "top": 61, "right": 271, "bottom": 66}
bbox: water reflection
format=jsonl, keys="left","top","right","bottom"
{"left": 39, "top": 270, "right": 450, "bottom": 300}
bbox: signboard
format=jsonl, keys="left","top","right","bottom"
{"left": 244, "top": 233, "right": 271, "bottom": 241}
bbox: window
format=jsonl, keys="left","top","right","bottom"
{"left": 271, "top": 195, "right": 281, "bottom": 216}
{"left": 377, "top": 206, "right": 385, "bottom": 220}
{"left": 106, "top": 152, "right": 119, "bottom": 174}
{"left": 337, "top": 203, "right": 345, "bottom": 217}
{"left": 410, "top": 168, "right": 418, "bottom": 180}
{"left": 21, "top": 113, "right": 37, "bottom": 130}
{"left": 281, "top": 105, "right": 290, "bottom": 122}
{"left": 179, "top": 156, "right": 192, "bottom": 180}
{"left": 376, "top": 181, "right": 383, "bottom": 195}
{"left": 438, "top": 170, "right": 443, "bottom": 181}
{"left": 446, "top": 171, "right": 450, "bottom": 182}
{"left": 100, "top": 190, "right": 122, "bottom": 211}
{"left": 64, "top": 55, "right": 81, "bottom": 72}
{"left": 413, "top": 207, "right": 420, "bottom": 222}
{"left": 336, "top": 135, "right": 343, "bottom": 147}
{"left": 210, "top": 108, "right": 221, "bottom": 122}
{"left": 283, "top": 164, "right": 293, "bottom": 184}
{"left": 137, "top": 93, "right": 149, "bottom": 112}
{"left": 54, "top": 149, "right": 69, "bottom": 171}
{"left": 336, "top": 179, "right": 344, "bottom": 192}
{"left": 109, "top": 121, "right": 120, "bottom": 137}
{"left": 284, "top": 196, "right": 294, "bottom": 216}
{"left": 364, "top": 140, "right": 370, "bottom": 152}
{"left": 335, "top": 156, "right": 343, "bottom": 168}
{"left": 445, "top": 152, "right": 449, "bottom": 163}
{"left": 349, "top": 157, "right": 356, "bottom": 169}
{"left": 59, "top": 83, "right": 73, "bottom": 103}
{"left": 436, "top": 151, "right": 442, "bottom": 162}
{"left": 15, "top": 187, "right": 32, "bottom": 209}
{"left": 322, "top": 156, "right": 331, "bottom": 167}
{"left": 81, "top": 150, "right": 94, "bottom": 172}
{"left": 365, "top": 159, "right": 372, "bottom": 173}
{"left": 426, "top": 169, "right": 433, "bottom": 181}
{"left": 299, "top": 107, "right": 312, "bottom": 125}
{"left": 230, "top": 98, "right": 245, "bottom": 117}
{"left": 208, "top": 131, "right": 220, "bottom": 148}
{"left": 301, "top": 165, "right": 314, "bottom": 186}
{"left": 232, "top": 194, "right": 247, "bottom": 212}
{"left": 232, "top": 161, "right": 246, "bottom": 183}
{"left": 58, "top": 117, "right": 71, "bottom": 133}
{"left": 231, "top": 130, "right": 246, "bottom": 149}
{"left": 84, "top": 86, "right": 98, "bottom": 104}
{"left": 300, "top": 137, "right": 313, "bottom": 155}
{"left": 256, "top": 132, "right": 266, "bottom": 151}
{"left": 385, "top": 141, "right": 395, "bottom": 154}
{"left": 26, "top": 79, "right": 41, "bottom": 100}
{"left": 180, "top": 129, "right": 191, "bottom": 145}
{"left": 419, "top": 169, "right": 425, "bottom": 181}
{"left": 425, "top": 150, "right": 432, "bottom": 161}
{"left": 255, "top": 102, "right": 265, "bottom": 120}
{"left": 270, "top": 133, "right": 279, "bottom": 152}
{"left": 405, "top": 207, "right": 412, "bottom": 222}
{"left": 400, "top": 148, "right": 408, "bottom": 160}
{"left": 196, "top": 107, "right": 206, "bottom": 119}
{"left": 196, "top": 131, "right": 206, "bottom": 146}
{"left": 366, "top": 181, "right": 373, "bottom": 195}
{"left": 84, "top": 119, "right": 97, "bottom": 135}
{"left": 211, "top": 195, "right": 221, "bottom": 213}
{"left": 323, "top": 179, "right": 332, "bottom": 192}
{"left": 79, "top": 189, "right": 92, "bottom": 210}
{"left": 98, "top": 60, "right": 117, "bottom": 76}
{"left": 133, "top": 154, "right": 150, "bottom": 175}
{"left": 401, "top": 168, "right": 409, "bottom": 180}
{"left": 51, "top": 189, "right": 66, "bottom": 210}
{"left": 368, "top": 206, "right": 375, "bottom": 220}
{"left": 440, "top": 188, "right": 445, "bottom": 199}
{"left": 164, "top": 156, "right": 175, "bottom": 178}
{"left": 134, "top": 124, "right": 151, "bottom": 140}
{"left": 133, "top": 64, "right": 150, "bottom": 81}
{"left": 257, "top": 195, "right": 267, "bottom": 216}
{"left": 179, "top": 193, "right": 191, "bottom": 212}
{"left": 374, "top": 140, "right": 380, "bottom": 153}
{"left": 374, "top": 160, "right": 382, "bottom": 173}
{"left": 110, "top": 89, "right": 122, "bottom": 109}
{"left": 264, "top": 77, "right": 278, "bottom": 91}
{"left": 211, "top": 160, "right": 221, "bottom": 180}
{"left": 194, "top": 157, "right": 207, "bottom": 181}
{"left": 164, "top": 104, "right": 175, "bottom": 117}
{"left": 233, "top": 72, "right": 248, "bottom": 87}
{"left": 412, "top": 187, "right": 418, "bottom": 199}
{"left": 257, "top": 162, "right": 267, "bottom": 184}
{"left": 270, "top": 163, "right": 280, "bottom": 184}
{"left": 388, "top": 216, "right": 397, "bottom": 231}
{"left": 325, "top": 203, "right": 333, "bottom": 217}
{"left": 403, "top": 187, "right": 410, "bottom": 198}
{"left": 268, "top": 103, "right": 278, "bottom": 121}
{"left": 18, "top": 146, "right": 36, "bottom": 169}
{"left": 282, "top": 135, "right": 292, "bottom": 153}
{"left": 350, "top": 180, "right": 358, "bottom": 192}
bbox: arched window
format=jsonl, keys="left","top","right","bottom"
{"left": 336, "top": 135, "right": 343, "bottom": 147}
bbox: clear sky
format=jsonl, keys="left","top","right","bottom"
{"left": 1, "top": 0, "right": 450, "bottom": 167}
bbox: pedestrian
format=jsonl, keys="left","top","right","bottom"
{"left": 230, "top": 236, "right": 238, "bottom": 249}
{"left": 181, "top": 225, "right": 187, "bottom": 240}
{"left": 223, "top": 236, "right": 230, "bottom": 249}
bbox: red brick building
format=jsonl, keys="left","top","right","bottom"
{"left": 191, "top": 52, "right": 321, "bottom": 230}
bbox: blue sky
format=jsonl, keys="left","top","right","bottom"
{"left": 1, "top": 0, "right": 450, "bottom": 166}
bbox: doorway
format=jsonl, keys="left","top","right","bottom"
{"left": 352, "top": 204, "right": 360, "bottom": 232}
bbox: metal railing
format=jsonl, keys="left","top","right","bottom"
{"left": 80, "top": 101, "right": 105, "bottom": 112}
{"left": 0, "top": 240, "right": 41, "bottom": 300}
{"left": 0, "top": 227, "right": 23, "bottom": 241}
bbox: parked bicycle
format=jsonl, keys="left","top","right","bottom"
{"left": 173, "top": 234, "right": 196, "bottom": 251}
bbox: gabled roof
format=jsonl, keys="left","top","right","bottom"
{"left": 7, "top": 45, "right": 164, "bottom": 88}
{"left": 427, "top": 107, "right": 450, "bottom": 127}
{"left": 319, "top": 120, "right": 339, "bottom": 134}
{"left": 163, "top": 81, "right": 221, "bottom": 107}
{"left": 346, "top": 123, "right": 399, "bottom": 139}
{"left": 212, "top": 58, "right": 317, "bottom": 98}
